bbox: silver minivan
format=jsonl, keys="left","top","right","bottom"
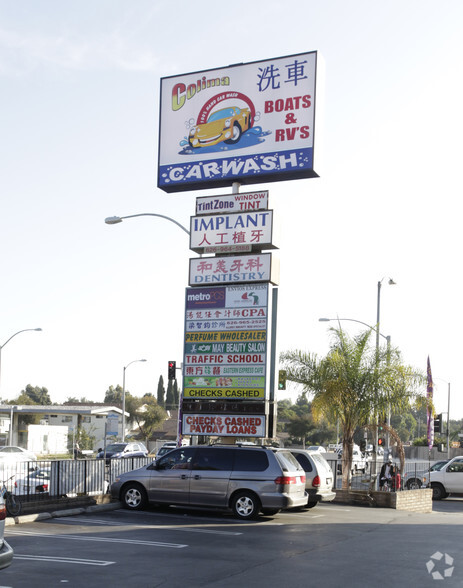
{"left": 111, "top": 445, "right": 308, "bottom": 519}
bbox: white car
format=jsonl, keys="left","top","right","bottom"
{"left": 286, "top": 448, "right": 336, "bottom": 508}
{"left": 0, "top": 446, "right": 37, "bottom": 462}
{"left": 428, "top": 456, "right": 463, "bottom": 500}
{"left": 14, "top": 467, "right": 50, "bottom": 496}
{"left": 0, "top": 495, "right": 13, "bottom": 569}
{"left": 307, "top": 445, "right": 326, "bottom": 453}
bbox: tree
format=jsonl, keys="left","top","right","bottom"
{"left": 157, "top": 376, "right": 166, "bottom": 407}
{"left": 131, "top": 396, "right": 168, "bottom": 443}
{"left": 104, "top": 385, "right": 123, "bottom": 405}
{"left": 166, "top": 379, "right": 175, "bottom": 410}
{"left": 281, "top": 327, "right": 425, "bottom": 489}
{"left": 21, "top": 384, "right": 51, "bottom": 405}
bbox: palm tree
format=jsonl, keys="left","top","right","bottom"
{"left": 280, "top": 327, "right": 424, "bottom": 489}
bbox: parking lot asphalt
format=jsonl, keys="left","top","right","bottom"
{"left": 2, "top": 499, "right": 463, "bottom": 588}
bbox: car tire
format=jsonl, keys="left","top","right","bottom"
{"left": 231, "top": 491, "right": 261, "bottom": 520}
{"left": 224, "top": 122, "right": 242, "bottom": 144}
{"left": 406, "top": 478, "right": 422, "bottom": 490}
{"left": 431, "top": 483, "right": 448, "bottom": 501}
{"left": 121, "top": 483, "right": 147, "bottom": 510}
{"left": 305, "top": 502, "right": 318, "bottom": 509}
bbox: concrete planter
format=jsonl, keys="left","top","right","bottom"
{"left": 334, "top": 488, "right": 432, "bottom": 513}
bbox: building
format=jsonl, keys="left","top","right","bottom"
{"left": 0, "top": 404, "right": 126, "bottom": 453}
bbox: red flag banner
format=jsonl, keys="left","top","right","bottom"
{"left": 427, "top": 356, "right": 434, "bottom": 451}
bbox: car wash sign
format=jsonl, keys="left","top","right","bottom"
{"left": 158, "top": 51, "right": 323, "bottom": 192}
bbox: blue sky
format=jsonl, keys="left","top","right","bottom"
{"left": 1, "top": 0, "right": 462, "bottom": 421}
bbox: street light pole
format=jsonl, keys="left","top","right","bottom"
{"left": 0, "top": 328, "right": 42, "bottom": 389}
{"left": 0, "top": 328, "right": 42, "bottom": 445}
{"left": 105, "top": 213, "right": 190, "bottom": 235}
{"left": 121, "top": 359, "right": 147, "bottom": 442}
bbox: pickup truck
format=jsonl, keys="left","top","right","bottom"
{"left": 335, "top": 445, "right": 367, "bottom": 474}
{"left": 428, "top": 456, "right": 463, "bottom": 500}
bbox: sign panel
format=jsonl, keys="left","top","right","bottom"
{"left": 184, "top": 284, "right": 269, "bottom": 405}
{"left": 189, "top": 252, "right": 278, "bottom": 286}
{"left": 196, "top": 191, "right": 269, "bottom": 215}
{"left": 183, "top": 414, "right": 266, "bottom": 436}
{"left": 158, "top": 51, "right": 322, "bottom": 192}
{"left": 189, "top": 210, "right": 276, "bottom": 254}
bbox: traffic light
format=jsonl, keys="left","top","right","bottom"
{"left": 278, "top": 370, "right": 286, "bottom": 390}
{"left": 433, "top": 413, "right": 443, "bottom": 434}
{"left": 168, "top": 361, "right": 176, "bottom": 380}
{"left": 378, "top": 437, "right": 385, "bottom": 447}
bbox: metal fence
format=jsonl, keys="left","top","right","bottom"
{"left": 0, "top": 457, "right": 154, "bottom": 502}
{"left": 326, "top": 458, "right": 436, "bottom": 492}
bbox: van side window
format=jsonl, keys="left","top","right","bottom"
{"left": 293, "top": 454, "right": 313, "bottom": 473}
{"left": 233, "top": 450, "right": 269, "bottom": 472}
{"left": 194, "top": 448, "right": 233, "bottom": 470}
{"left": 157, "top": 448, "right": 196, "bottom": 470}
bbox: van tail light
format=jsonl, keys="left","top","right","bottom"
{"left": 0, "top": 505, "right": 6, "bottom": 521}
{"left": 275, "top": 476, "right": 297, "bottom": 485}
{"left": 312, "top": 475, "right": 321, "bottom": 488}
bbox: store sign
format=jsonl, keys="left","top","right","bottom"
{"left": 189, "top": 252, "right": 278, "bottom": 286}
{"left": 158, "top": 51, "right": 322, "bottom": 192}
{"left": 189, "top": 210, "right": 276, "bottom": 254}
{"left": 182, "top": 414, "right": 266, "bottom": 436}
{"left": 195, "top": 191, "right": 269, "bottom": 215}
{"left": 183, "top": 284, "right": 269, "bottom": 403}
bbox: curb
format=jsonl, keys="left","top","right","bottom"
{"left": 5, "top": 501, "right": 122, "bottom": 526}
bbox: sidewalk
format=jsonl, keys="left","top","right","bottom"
{"left": 5, "top": 496, "right": 122, "bottom": 526}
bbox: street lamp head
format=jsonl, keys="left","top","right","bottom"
{"left": 104, "top": 216, "right": 123, "bottom": 225}
{"left": 318, "top": 318, "right": 330, "bottom": 322}
{"left": 388, "top": 278, "right": 396, "bottom": 286}
{"left": 34, "top": 328, "right": 42, "bottom": 332}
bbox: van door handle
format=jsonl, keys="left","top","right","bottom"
{"left": 181, "top": 474, "right": 188, "bottom": 479}
{"left": 194, "top": 475, "right": 201, "bottom": 480}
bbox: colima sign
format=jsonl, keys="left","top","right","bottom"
{"left": 158, "top": 51, "right": 323, "bottom": 193}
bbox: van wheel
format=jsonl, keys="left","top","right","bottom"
{"left": 231, "top": 491, "right": 261, "bottom": 520}
{"left": 431, "top": 483, "right": 448, "bottom": 501}
{"left": 121, "top": 483, "right": 147, "bottom": 510}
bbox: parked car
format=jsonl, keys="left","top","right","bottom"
{"left": 336, "top": 444, "right": 367, "bottom": 474}
{"left": 428, "top": 456, "right": 463, "bottom": 500}
{"left": 285, "top": 449, "right": 335, "bottom": 508}
{"left": 111, "top": 445, "right": 308, "bottom": 519}
{"left": 402, "top": 460, "right": 449, "bottom": 490}
{"left": 307, "top": 446, "right": 326, "bottom": 453}
{"left": 188, "top": 106, "right": 253, "bottom": 148}
{"left": 0, "top": 495, "right": 13, "bottom": 569}
{"left": 14, "top": 467, "right": 51, "bottom": 496}
{"left": 151, "top": 442, "right": 178, "bottom": 459}
{"left": 97, "top": 442, "right": 148, "bottom": 465}
{"left": 0, "top": 446, "right": 37, "bottom": 463}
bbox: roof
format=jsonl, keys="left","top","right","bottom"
{"left": 0, "top": 404, "right": 127, "bottom": 416}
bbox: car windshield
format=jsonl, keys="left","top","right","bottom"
{"left": 431, "top": 461, "right": 448, "bottom": 471}
{"left": 106, "top": 444, "right": 126, "bottom": 452}
{"left": 208, "top": 107, "right": 237, "bottom": 122}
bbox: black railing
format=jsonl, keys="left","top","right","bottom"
{"left": 0, "top": 456, "right": 154, "bottom": 502}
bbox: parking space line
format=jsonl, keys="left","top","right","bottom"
{"left": 52, "top": 516, "right": 243, "bottom": 535}
{"left": 7, "top": 530, "right": 187, "bottom": 549}
{"left": 13, "top": 554, "right": 115, "bottom": 566}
